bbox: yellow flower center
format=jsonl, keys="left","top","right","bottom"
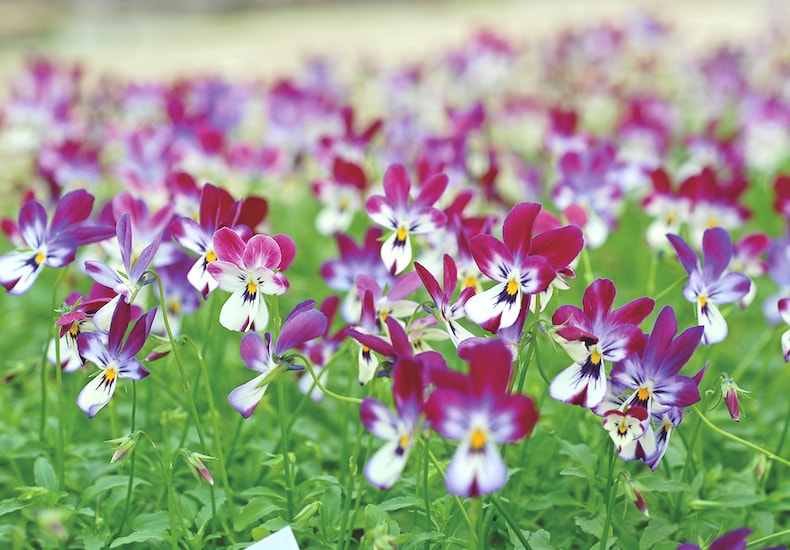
{"left": 666, "top": 212, "right": 676, "bottom": 224}
{"left": 34, "top": 251, "right": 46, "bottom": 265}
{"left": 506, "top": 278, "right": 519, "bottom": 296}
{"left": 470, "top": 428, "right": 487, "bottom": 451}
{"left": 170, "top": 300, "right": 181, "bottom": 314}
{"left": 396, "top": 227, "right": 408, "bottom": 242}
{"left": 637, "top": 387, "right": 651, "bottom": 402}
{"left": 463, "top": 275, "right": 478, "bottom": 288}
{"left": 69, "top": 321, "right": 80, "bottom": 337}
{"left": 706, "top": 217, "right": 718, "bottom": 229}
{"left": 617, "top": 423, "right": 628, "bottom": 435}
{"left": 698, "top": 295, "right": 707, "bottom": 309}
{"left": 206, "top": 250, "right": 217, "bottom": 263}
{"left": 247, "top": 281, "right": 257, "bottom": 296}
{"left": 362, "top": 345, "right": 370, "bottom": 354}
{"left": 590, "top": 349, "right": 602, "bottom": 365}
{"left": 399, "top": 434, "right": 410, "bottom": 449}
{"left": 105, "top": 368, "right": 118, "bottom": 383}
{"left": 380, "top": 310, "right": 389, "bottom": 322}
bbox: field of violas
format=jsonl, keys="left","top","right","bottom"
{"left": 2, "top": 7, "right": 790, "bottom": 550}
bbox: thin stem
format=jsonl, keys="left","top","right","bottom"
{"left": 117, "top": 382, "right": 138, "bottom": 536}
{"left": 693, "top": 406, "right": 790, "bottom": 468}
{"left": 653, "top": 275, "right": 688, "bottom": 303}
{"left": 468, "top": 498, "right": 482, "bottom": 550}
{"left": 489, "top": 495, "right": 529, "bottom": 548}
{"left": 513, "top": 326, "right": 538, "bottom": 395}
{"left": 291, "top": 352, "right": 362, "bottom": 405}
{"left": 277, "top": 377, "right": 295, "bottom": 523}
{"left": 338, "top": 409, "right": 366, "bottom": 550}
{"left": 53, "top": 323, "right": 65, "bottom": 491}
{"left": 422, "top": 436, "right": 433, "bottom": 541}
{"left": 731, "top": 327, "right": 781, "bottom": 381}
{"left": 139, "top": 431, "right": 180, "bottom": 550}
{"left": 746, "top": 529, "right": 790, "bottom": 548}
{"left": 646, "top": 251, "right": 658, "bottom": 298}
{"left": 425, "top": 446, "right": 474, "bottom": 533}
{"left": 600, "top": 447, "right": 618, "bottom": 550}
{"left": 581, "top": 245, "right": 594, "bottom": 285}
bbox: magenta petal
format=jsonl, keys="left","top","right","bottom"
{"left": 424, "top": 388, "right": 468, "bottom": 440}
{"left": 609, "top": 297, "right": 655, "bottom": 327}
{"left": 382, "top": 163, "right": 411, "bottom": 209}
{"left": 502, "top": 203, "right": 541, "bottom": 261}
{"left": 657, "top": 325, "right": 703, "bottom": 378}
{"left": 530, "top": 225, "right": 584, "bottom": 270}
{"left": 50, "top": 189, "right": 93, "bottom": 234}
{"left": 468, "top": 340, "right": 512, "bottom": 398}
{"left": 273, "top": 234, "right": 296, "bottom": 270}
{"left": 552, "top": 305, "right": 593, "bottom": 334}
{"left": 388, "top": 271, "right": 421, "bottom": 300}
{"left": 414, "top": 172, "right": 448, "bottom": 207}
{"left": 489, "top": 394, "right": 538, "bottom": 443}
{"left": 213, "top": 227, "right": 246, "bottom": 266}
{"left": 18, "top": 200, "right": 47, "bottom": 249}
{"left": 346, "top": 328, "right": 395, "bottom": 357}
{"left": 709, "top": 528, "right": 751, "bottom": 550}
{"left": 243, "top": 234, "right": 282, "bottom": 271}
{"left": 582, "top": 278, "right": 616, "bottom": 321}
{"left": 415, "top": 262, "right": 443, "bottom": 306}
{"left": 392, "top": 357, "right": 425, "bottom": 416}
{"left": 470, "top": 235, "right": 513, "bottom": 281}
{"left": 642, "top": 306, "right": 679, "bottom": 371}
{"left": 360, "top": 397, "right": 398, "bottom": 439}
{"left": 702, "top": 227, "right": 733, "bottom": 281}
{"left": 108, "top": 300, "right": 131, "bottom": 356}
{"left": 120, "top": 307, "right": 156, "bottom": 359}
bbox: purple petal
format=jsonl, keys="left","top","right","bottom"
{"left": 667, "top": 233, "right": 699, "bottom": 276}
{"left": 129, "top": 233, "right": 162, "bottom": 281}
{"left": 107, "top": 300, "right": 131, "bottom": 356}
{"left": 642, "top": 306, "right": 679, "bottom": 373}
{"left": 424, "top": 388, "right": 469, "bottom": 440}
{"left": 502, "top": 203, "right": 541, "bottom": 261}
{"left": 382, "top": 163, "right": 411, "bottom": 210}
{"left": 360, "top": 398, "right": 398, "bottom": 439}
{"left": 388, "top": 271, "right": 421, "bottom": 300}
{"left": 172, "top": 217, "right": 210, "bottom": 253}
{"left": 488, "top": 394, "right": 538, "bottom": 443}
{"left": 702, "top": 227, "right": 733, "bottom": 282}
{"left": 413, "top": 172, "right": 448, "bottom": 208}
{"left": 116, "top": 214, "right": 134, "bottom": 274}
{"left": 228, "top": 373, "right": 269, "bottom": 418}
{"left": 49, "top": 189, "right": 94, "bottom": 235}
{"left": 276, "top": 309, "right": 327, "bottom": 355}
{"left": 18, "top": 200, "right": 47, "bottom": 249}
{"left": 710, "top": 529, "right": 751, "bottom": 550}
{"left": 77, "top": 332, "right": 114, "bottom": 368}
{"left": 707, "top": 272, "right": 751, "bottom": 304}
{"left": 240, "top": 332, "right": 273, "bottom": 372}
{"left": 119, "top": 307, "right": 156, "bottom": 359}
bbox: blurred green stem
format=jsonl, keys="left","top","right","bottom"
{"left": 117, "top": 382, "right": 137, "bottom": 537}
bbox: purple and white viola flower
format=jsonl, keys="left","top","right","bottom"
{"left": 464, "top": 202, "right": 582, "bottom": 332}
{"left": 206, "top": 227, "right": 294, "bottom": 332}
{"left": 414, "top": 255, "right": 476, "bottom": 347}
{"left": 360, "top": 357, "right": 424, "bottom": 489}
{"left": 228, "top": 300, "right": 326, "bottom": 418}
{"left": 602, "top": 406, "right": 650, "bottom": 461}
{"left": 47, "top": 292, "right": 109, "bottom": 372}
{"left": 76, "top": 300, "right": 156, "bottom": 418}
{"left": 550, "top": 278, "right": 654, "bottom": 409}
{"left": 778, "top": 298, "right": 790, "bottom": 363}
{"left": 611, "top": 306, "right": 703, "bottom": 416}
{"left": 424, "top": 339, "right": 538, "bottom": 497}
{"left": 667, "top": 227, "right": 751, "bottom": 345}
{"left": 0, "top": 189, "right": 113, "bottom": 295}
{"left": 365, "top": 163, "right": 448, "bottom": 274}
{"left": 85, "top": 213, "right": 163, "bottom": 331}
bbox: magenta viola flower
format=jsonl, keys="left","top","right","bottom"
{"left": 414, "top": 255, "right": 475, "bottom": 347}
{"left": 677, "top": 528, "right": 753, "bottom": 550}
{"left": 0, "top": 189, "right": 113, "bottom": 295}
{"left": 48, "top": 291, "right": 109, "bottom": 373}
{"left": 667, "top": 227, "right": 751, "bottom": 345}
{"left": 229, "top": 300, "right": 326, "bottom": 418}
{"left": 424, "top": 340, "right": 538, "bottom": 497}
{"left": 312, "top": 157, "right": 369, "bottom": 236}
{"left": 464, "top": 202, "right": 583, "bottom": 332}
{"left": 602, "top": 406, "right": 650, "bottom": 461}
{"left": 360, "top": 357, "right": 424, "bottom": 489}
{"left": 76, "top": 300, "right": 156, "bottom": 418}
{"left": 365, "top": 163, "right": 448, "bottom": 274}
{"left": 206, "top": 227, "right": 294, "bottom": 332}
{"left": 550, "top": 278, "right": 654, "bottom": 409}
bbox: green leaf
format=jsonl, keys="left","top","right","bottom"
{"left": 639, "top": 519, "right": 678, "bottom": 550}
{"left": 528, "top": 528, "right": 555, "bottom": 550}
{"left": 575, "top": 512, "right": 603, "bottom": 537}
{"left": 82, "top": 528, "right": 109, "bottom": 550}
{"left": 233, "top": 497, "right": 280, "bottom": 532}
{"left": 33, "top": 457, "right": 57, "bottom": 492}
{"left": 0, "top": 498, "right": 24, "bottom": 518}
{"left": 524, "top": 491, "right": 583, "bottom": 511}
{"left": 378, "top": 496, "right": 424, "bottom": 513}
{"left": 110, "top": 530, "right": 168, "bottom": 547}
{"left": 82, "top": 475, "right": 149, "bottom": 502}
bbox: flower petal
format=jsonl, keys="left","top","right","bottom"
{"left": 219, "top": 289, "right": 267, "bottom": 332}
{"left": 445, "top": 440, "right": 507, "bottom": 497}
{"left": 77, "top": 370, "right": 117, "bottom": 418}
{"left": 360, "top": 398, "right": 398, "bottom": 439}
{"left": 364, "top": 439, "right": 411, "bottom": 490}
{"left": 550, "top": 359, "right": 607, "bottom": 409}
{"left": 228, "top": 373, "right": 269, "bottom": 418}
{"left": 502, "top": 203, "right": 541, "bottom": 261}
{"left": 243, "top": 234, "right": 282, "bottom": 271}
{"left": 380, "top": 230, "right": 412, "bottom": 275}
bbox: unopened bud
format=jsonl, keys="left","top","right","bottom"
{"left": 720, "top": 373, "right": 749, "bottom": 422}
{"left": 622, "top": 473, "right": 649, "bottom": 517}
{"left": 180, "top": 450, "right": 216, "bottom": 485}
{"left": 106, "top": 432, "right": 140, "bottom": 464}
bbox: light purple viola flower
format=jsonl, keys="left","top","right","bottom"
{"left": 85, "top": 213, "right": 162, "bottom": 331}
{"left": 611, "top": 306, "right": 703, "bottom": 415}
{"left": 424, "top": 340, "right": 538, "bottom": 497}
{"left": 229, "top": 300, "right": 326, "bottom": 418}
{"left": 731, "top": 232, "right": 770, "bottom": 308}
{"left": 0, "top": 189, "right": 113, "bottom": 295}
{"left": 550, "top": 278, "right": 654, "bottom": 409}
{"left": 667, "top": 227, "right": 751, "bottom": 345}
{"left": 365, "top": 163, "right": 448, "bottom": 275}
{"left": 763, "top": 238, "right": 790, "bottom": 326}
{"left": 76, "top": 300, "right": 156, "bottom": 418}
{"left": 414, "top": 255, "right": 475, "bottom": 347}
{"left": 360, "top": 357, "right": 424, "bottom": 489}
{"left": 464, "top": 202, "right": 579, "bottom": 332}
{"left": 206, "top": 227, "right": 294, "bottom": 332}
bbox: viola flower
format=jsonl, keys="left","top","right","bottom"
{"left": 85, "top": 213, "right": 162, "bottom": 331}
{"left": 47, "top": 291, "right": 109, "bottom": 372}
{"left": 424, "top": 340, "right": 538, "bottom": 497}
{"left": 730, "top": 232, "right": 770, "bottom": 308}
{"left": 179, "top": 450, "right": 217, "bottom": 486}
{"left": 228, "top": 300, "right": 326, "bottom": 418}
{"left": 312, "top": 157, "right": 369, "bottom": 236}
{"left": 76, "top": 300, "right": 156, "bottom": 418}
{"left": 667, "top": 227, "right": 751, "bottom": 345}
{"left": 360, "top": 357, "right": 424, "bottom": 489}
{"left": 414, "top": 255, "right": 476, "bottom": 347}
{"left": 464, "top": 202, "right": 583, "bottom": 332}
{"left": 550, "top": 278, "right": 654, "bottom": 409}
{"left": 365, "top": 163, "right": 448, "bottom": 274}
{"left": 610, "top": 306, "right": 703, "bottom": 416}
{"left": 602, "top": 406, "right": 650, "bottom": 461}
{"left": 779, "top": 298, "right": 790, "bottom": 362}
{"left": 206, "top": 227, "right": 294, "bottom": 332}
{"left": 677, "top": 528, "right": 753, "bottom": 550}
{"left": 0, "top": 189, "right": 113, "bottom": 295}
{"left": 297, "top": 295, "right": 347, "bottom": 401}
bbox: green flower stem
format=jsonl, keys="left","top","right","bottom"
{"left": 468, "top": 497, "right": 482, "bottom": 550}
{"left": 291, "top": 352, "right": 362, "bottom": 405}
{"left": 346, "top": 434, "right": 374, "bottom": 547}
{"left": 513, "top": 323, "right": 538, "bottom": 395}
{"left": 39, "top": 346, "right": 47, "bottom": 443}
{"left": 489, "top": 495, "right": 529, "bottom": 548}
{"left": 600, "top": 447, "right": 618, "bottom": 550}
{"left": 338, "top": 405, "right": 366, "bottom": 550}
{"left": 139, "top": 431, "right": 180, "bottom": 550}
{"left": 693, "top": 406, "right": 790, "bottom": 468}
{"left": 424, "top": 445, "right": 474, "bottom": 535}
{"left": 117, "top": 382, "right": 138, "bottom": 537}
{"left": 152, "top": 272, "right": 219, "bottom": 540}
{"left": 731, "top": 326, "right": 781, "bottom": 381}
{"left": 53, "top": 322, "right": 65, "bottom": 491}
{"left": 183, "top": 336, "right": 231, "bottom": 492}
{"left": 277, "top": 377, "right": 295, "bottom": 523}
{"left": 646, "top": 251, "right": 659, "bottom": 298}
{"left": 422, "top": 436, "right": 433, "bottom": 539}
{"left": 746, "top": 529, "right": 790, "bottom": 548}
{"left": 581, "top": 245, "right": 595, "bottom": 285}
{"left": 652, "top": 275, "right": 688, "bottom": 303}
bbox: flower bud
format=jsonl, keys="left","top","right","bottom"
{"left": 180, "top": 450, "right": 216, "bottom": 485}
{"left": 622, "top": 473, "right": 649, "bottom": 516}
{"left": 720, "top": 373, "right": 748, "bottom": 422}
{"left": 106, "top": 432, "right": 140, "bottom": 464}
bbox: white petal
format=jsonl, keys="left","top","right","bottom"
{"left": 365, "top": 439, "right": 410, "bottom": 490}
{"left": 358, "top": 345, "right": 378, "bottom": 385}
{"left": 464, "top": 282, "right": 521, "bottom": 329}
{"left": 77, "top": 370, "right": 117, "bottom": 418}
{"left": 782, "top": 329, "right": 790, "bottom": 362}
{"left": 549, "top": 361, "right": 607, "bottom": 409}
{"left": 380, "top": 231, "right": 412, "bottom": 275}
{"left": 219, "top": 289, "right": 266, "bottom": 332}
{"left": 445, "top": 440, "right": 507, "bottom": 497}
{"left": 187, "top": 256, "right": 219, "bottom": 297}
{"left": 698, "top": 301, "right": 728, "bottom": 345}
{"left": 228, "top": 373, "right": 269, "bottom": 418}
{"left": 0, "top": 251, "right": 44, "bottom": 295}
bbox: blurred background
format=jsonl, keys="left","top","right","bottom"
{"left": 0, "top": 0, "right": 773, "bottom": 84}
